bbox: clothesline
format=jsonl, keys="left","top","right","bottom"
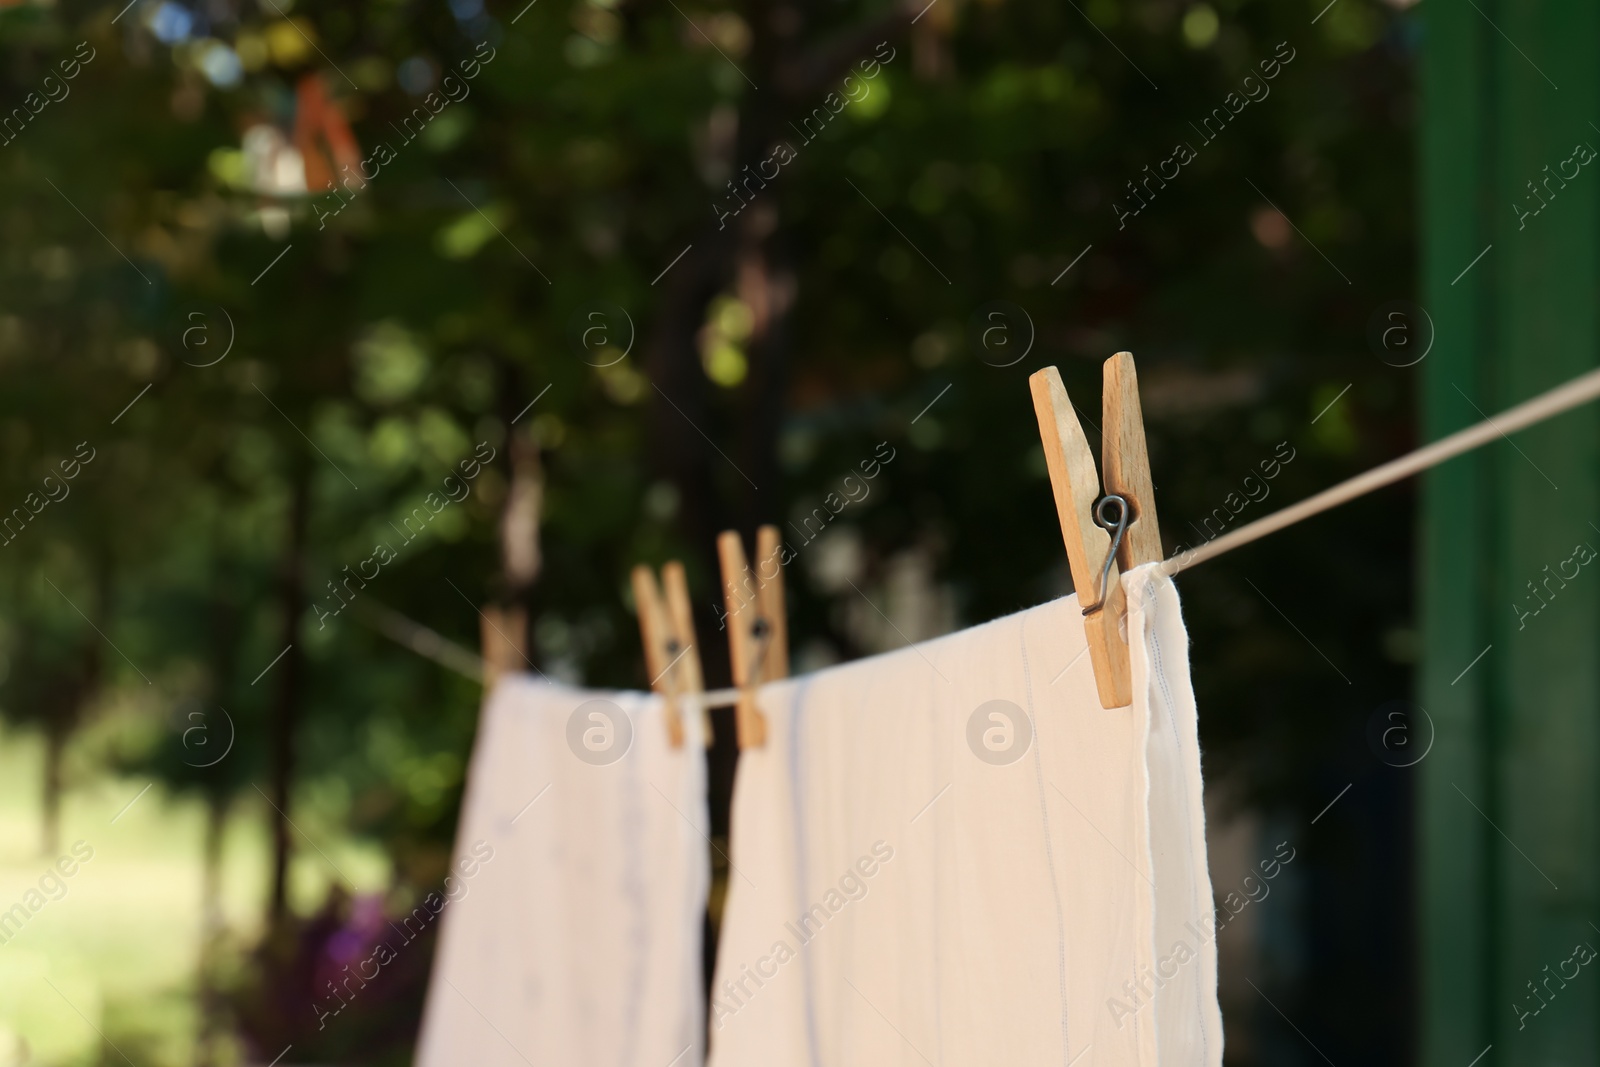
{"left": 1161, "top": 364, "right": 1600, "bottom": 574}
{"left": 691, "top": 364, "right": 1600, "bottom": 704}
{"left": 355, "top": 599, "right": 487, "bottom": 683}
{"left": 363, "top": 363, "right": 1600, "bottom": 699}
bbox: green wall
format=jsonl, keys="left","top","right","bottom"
{"left": 1422, "top": 0, "right": 1600, "bottom": 1061}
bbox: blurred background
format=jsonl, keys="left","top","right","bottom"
{"left": 0, "top": 0, "right": 1593, "bottom": 1061}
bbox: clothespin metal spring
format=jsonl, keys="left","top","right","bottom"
{"left": 1081, "top": 494, "right": 1130, "bottom": 617}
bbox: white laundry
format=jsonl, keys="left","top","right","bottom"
{"left": 416, "top": 676, "right": 710, "bottom": 1067}
{"left": 706, "top": 564, "right": 1222, "bottom": 1067}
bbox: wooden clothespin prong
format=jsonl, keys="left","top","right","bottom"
{"left": 753, "top": 526, "right": 789, "bottom": 680}
{"left": 661, "top": 561, "right": 711, "bottom": 745}
{"left": 632, "top": 565, "right": 686, "bottom": 747}
{"left": 1029, "top": 365, "right": 1133, "bottom": 709}
{"left": 1102, "top": 352, "right": 1164, "bottom": 571}
{"left": 718, "top": 525, "right": 788, "bottom": 748}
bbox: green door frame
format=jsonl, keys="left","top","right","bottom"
{"left": 1421, "top": 0, "right": 1600, "bottom": 1062}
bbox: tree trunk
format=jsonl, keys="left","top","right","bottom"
{"left": 497, "top": 359, "right": 545, "bottom": 612}
{"left": 195, "top": 791, "right": 229, "bottom": 1067}
{"left": 40, "top": 561, "right": 108, "bottom": 855}
{"left": 40, "top": 719, "right": 63, "bottom": 856}
{"left": 732, "top": 206, "right": 792, "bottom": 533}
{"left": 268, "top": 462, "right": 310, "bottom": 927}
{"left": 644, "top": 234, "right": 733, "bottom": 581}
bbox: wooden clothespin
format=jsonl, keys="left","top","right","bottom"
{"left": 1029, "top": 352, "right": 1163, "bottom": 708}
{"left": 479, "top": 604, "right": 528, "bottom": 693}
{"left": 717, "top": 525, "right": 789, "bottom": 748}
{"left": 632, "top": 561, "right": 709, "bottom": 747}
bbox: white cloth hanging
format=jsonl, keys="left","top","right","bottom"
{"left": 415, "top": 676, "right": 710, "bottom": 1067}
{"left": 706, "top": 564, "right": 1222, "bottom": 1067}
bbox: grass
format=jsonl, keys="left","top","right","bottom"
{"left": 0, "top": 720, "right": 389, "bottom": 1067}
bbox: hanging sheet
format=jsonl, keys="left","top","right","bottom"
{"left": 707, "top": 564, "right": 1222, "bottom": 1067}
{"left": 416, "top": 677, "right": 710, "bottom": 1067}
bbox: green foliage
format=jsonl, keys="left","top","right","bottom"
{"left": 0, "top": 0, "right": 1419, "bottom": 1058}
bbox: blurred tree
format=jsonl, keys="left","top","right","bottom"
{"left": 0, "top": 0, "right": 1422, "bottom": 1060}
